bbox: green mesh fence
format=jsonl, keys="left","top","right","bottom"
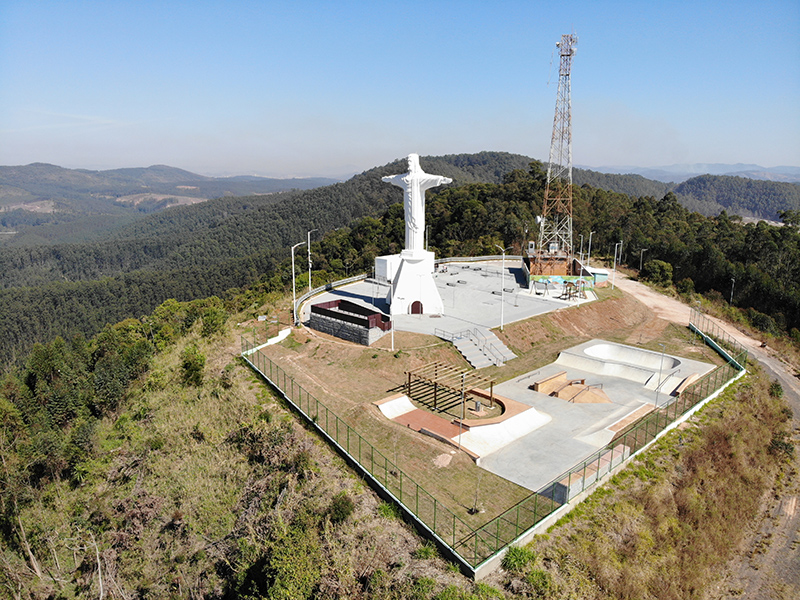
{"left": 241, "top": 310, "right": 746, "bottom": 571}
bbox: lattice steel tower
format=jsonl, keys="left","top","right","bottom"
{"left": 537, "top": 33, "right": 577, "bottom": 274}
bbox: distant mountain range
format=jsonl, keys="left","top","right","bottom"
{"left": 582, "top": 163, "right": 800, "bottom": 184}
{"left": 0, "top": 162, "right": 338, "bottom": 214}
{"left": 3, "top": 157, "right": 799, "bottom": 249}
{"left": 0, "top": 163, "right": 339, "bottom": 245}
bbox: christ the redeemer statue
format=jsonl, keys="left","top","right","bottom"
{"left": 382, "top": 154, "right": 452, "bottom": 254}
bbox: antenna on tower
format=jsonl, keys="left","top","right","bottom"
{"left": 535, "top": 33, "right": 577, "bottom": 276}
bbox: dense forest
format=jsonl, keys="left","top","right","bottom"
{"left": 1, "top": 152, "right": 799, "bottom": 368}
{"left": 0, "top": 153, "right": 798, "bottom": 598}
{"left": 674, "top": 174, "right": 800, "bottom": 220}
{"left": 0, "top": 163, "right": 338, "bottom": 247}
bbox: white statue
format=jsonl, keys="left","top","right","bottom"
{"left": 382, "top": 154, "right": 452, "bottom": 253}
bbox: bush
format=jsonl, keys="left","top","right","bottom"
{"left": 201, "top": 304, "right": 228, "bottom": 337}
{"left": 769, "top": 381, "right": 784, "bottom": 398}
{"left": 501, "top": 545, "right": 535, "bottom": 573}
{"left": 676, "top": 277, "right": 695, "bottom": 296}
{"left": 641, "top": 259, "right": 673, "bottom": 287}
{"left": 180, "top": 344, "right": 205, "bottom": 386}
{"left": 328, "top": 491, "right": 354, "bottom": 524}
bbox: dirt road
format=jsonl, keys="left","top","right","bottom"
{"left": 614, "top": 275, "right": 800, "bottom": 599}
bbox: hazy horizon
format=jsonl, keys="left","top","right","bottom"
{"left": 2, "top": 1, "right": 798, "bottom": 178}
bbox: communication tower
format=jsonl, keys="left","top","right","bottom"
{"left": 535, "top": 33, "right": 577, "bottom": 275}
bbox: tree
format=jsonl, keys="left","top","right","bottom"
{"left": 180, "top": 344, "right": 205, "bottom": 386}
{"left": 641, "top": 259, "right": 674, "bottom": 287}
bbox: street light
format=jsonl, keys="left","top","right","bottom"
{"left": 730, "top": 277, "right": 735, "bottom": 305}
{"left": 291, "top": 241, "right": 306, "bottom": 326}
{"left": 579, "top": 234, "right": 584, "bottom": 262}
{"left": 587, "top": 231, "right": 595, "bottom": 267}
{"left": 656, "top": 343, "right": 666, "bottom": 408}
{"left": 612, "top": 241, "right": 622, "bottom": 290}
{"left": 639, "top": 248, "right": 648, "bottom": 273}
{"left": 307, "top": 229, "right": 318, "bottom": 294}
{"left": 495, "top": 245, "right": 512, "bottom": 331}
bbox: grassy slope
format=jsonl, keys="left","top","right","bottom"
{"left": 6, "top": 287, "right": 794, "bottom": 599}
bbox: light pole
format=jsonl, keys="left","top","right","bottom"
{"left": 458, "top": 372, "right": 466, "bottom": 450}
{"left": 587, "top": 231, "right": 595, "bottom": 267}
{"left": 612, "top": 241, "right": 622, "bottom": 290}
{"left": 730, "top": 277, "right": 735, "bottom": 305}
{"left": 291, "top": 241, "right": 306, "bottom": 326}
{"left": 307, "top": 229, "right": 318, "bottom": 294}
{"left": 656, "top": 343, "right": 666, "bottom": 408}
{"left": 639, "top": 248, "right": 648, "bottom": 273}
{"left": 579, "top": 234, "right": 584, "bottom": 262}
{"left": 495, "top": 245, "right": 511, "bottom": 331}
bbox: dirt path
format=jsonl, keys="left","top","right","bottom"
{"left": 614, "top": 275, "right": 800, "bottom": 598}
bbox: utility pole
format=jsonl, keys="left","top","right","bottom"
{"left": 495, "top": 245, "right": 512, "bottom": 331}
{"left": 291, "top": 241, "right": 306, "bottom": 326}
{"left": 730, "top": 277, "right": 735, "bottom": 305}
{"left": 307, "top": 229, "right": 318, "bottom": 294}
{"left": 587, "top": 230, "right": 594, "bottom": 267}
{"left": 639, "top": 248, "right": 648, "bottom": 273}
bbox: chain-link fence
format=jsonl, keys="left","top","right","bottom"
{"left": 241, "top": 308, "right": 746, "bottom": 573}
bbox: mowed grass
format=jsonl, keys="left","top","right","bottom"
{"left": 247, "top": 289, "right": 716, "bottom": 528}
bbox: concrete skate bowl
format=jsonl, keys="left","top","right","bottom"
{"left": 556, "top": 341, "right": 685, "bottom": 392}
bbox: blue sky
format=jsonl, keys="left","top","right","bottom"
{"left": 1, "top": 0, "right": 798, "bottom": 177}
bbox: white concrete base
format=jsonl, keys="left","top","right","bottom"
{"left": 381, "top": 250, "right": 444, "bottom": 315}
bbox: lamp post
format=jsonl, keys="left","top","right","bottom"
{"left": 730, "top": 277, "right": 735, "bottom": 305}
{"left": 587, "top": 231, "right": 595, "bottom": 267}
{"left": 612, "top": 241, "right": 622, "bottom": 290}
{"left": 291, "top": 241, "right": 306, "bottom": 326}
{"left": 656, "top": 343, "right": 665, "bottom": 408}
{"left": 579, "top": 234, "right": 584, "bottom": 262}
{"left": 458, "top": 372, "right": 466, "bottom": 450}
{"left": 495, "top": 245, "right": 512, "bottom": 331}
{"left": 639, "top": 248, "right": 648, "bottom": 273}
{"left": 307, "top": 229, "right": 318, "bottom": 293}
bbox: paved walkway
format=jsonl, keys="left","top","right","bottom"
{"left": 300, "top": 261, "right": 587, "bottom": 337}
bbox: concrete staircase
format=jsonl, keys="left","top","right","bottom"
{"left": 443, "top": 327, "right": 516, "bottom": 369}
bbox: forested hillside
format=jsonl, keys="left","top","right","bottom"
{"left": 674, "top": 174, "right": 800, "bottom": 219}
{"left": 2, "top": 154, "right": 799, "bottom": 369}
{"left": 573, "top": 168, "right": 672, "bottom": 199}
{"left": 0, "top": 163, "right": 337, "bottom": 246}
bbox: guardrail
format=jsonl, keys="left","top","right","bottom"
{"left": 244, "top": 291, "right": 746, "bottom": 577}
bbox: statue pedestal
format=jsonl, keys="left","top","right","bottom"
{"left": 383, "top": 250, "right": 443, "bottom": 315}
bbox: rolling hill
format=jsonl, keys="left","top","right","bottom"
{"left": 0, "top": 163, "right": 338, "bottom": 245}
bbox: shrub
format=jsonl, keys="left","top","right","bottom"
{"left": 641, "top": 259, "right": 673, "bottom": 287}
{"left": 328, "top": 491, "right": 355, "bottom": 524}
{"left": 676, "top": 277, "right": 695, "bottom": 296}
{"left": 180, "top": 344, "right": 205, "bottom": 386}
{"left": 769, "top": 381, "right": 784, "bottom": 398}
{"left": 201, "top": 304, "right": 227, "bottom": 337}
{"left": 501, "top": 545, "right": 535, "bottom": 573}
